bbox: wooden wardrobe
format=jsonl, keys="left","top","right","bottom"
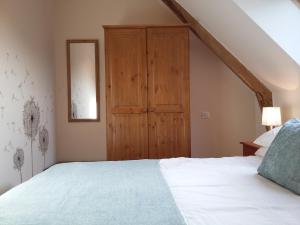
{"left": 104, "top": 25, "right": 190, "bottom": 161}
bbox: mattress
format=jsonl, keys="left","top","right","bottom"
{"left": 160, "top": 156, "right": 300, "bottom": 225}
{"left": 1, "top": 156, "right": 300, "bottom": 225}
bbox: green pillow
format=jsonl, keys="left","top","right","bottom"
{"left": 258, "top": 118, "right": 300, "bottom": 195}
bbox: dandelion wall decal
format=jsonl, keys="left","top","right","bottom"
{"left": 23, "top": 98, "right": 40, "bottom": 138}
{"left": 23, "top": 97, "right": 40, "bottom": 177}
{"left": 0, "top": 51, "right": 54, "bottom": 189}
{"left": 13, "top": 148, "right": 24, "bottom": 183}
{"left": 39, "top": 126, "right": 49, "bottom": 169}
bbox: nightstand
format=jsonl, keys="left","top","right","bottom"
{"left": 240, "top": 141, "right": 261, "bottom": 156}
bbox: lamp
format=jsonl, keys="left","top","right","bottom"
{"left": 262, "top": 107, "right": 282, "bottom": 130}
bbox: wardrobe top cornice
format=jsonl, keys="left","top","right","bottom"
{"left": 103, "top": 24, "right": 190, "bottom": 29}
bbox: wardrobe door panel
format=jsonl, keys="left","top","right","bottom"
{"left": 147, "top": 27, "right": 189, "bottom": 113}
{"left": 106, "top": 28, "right": 147, "bottom": 114}
{"left": 147, "top": 27, "right": 191, "bottom": 158}
{"left": 110, "top": 114, "right": 148, "bottom": 160}
{"left": 148, "top": 113, "right": 188, "bottom": 159}
{"left": 105, "top": 28, "right": 148, "bottom": 160}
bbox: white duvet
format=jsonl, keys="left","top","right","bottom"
{"left": 160, "top": 156, "right": 300, "bottom": 225}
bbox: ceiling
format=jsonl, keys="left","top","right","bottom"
{"left": 175, "top": 0, "right": 300, "bottom": 91}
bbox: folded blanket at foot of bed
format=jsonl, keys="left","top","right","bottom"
{"left": 0, "top": 160, "right": 186, "bottom": 225}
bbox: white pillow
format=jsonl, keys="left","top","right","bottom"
{"left": 254, "top": 126, "right": 282, "bottom": 157}
{"left": 254, "top": 126, "right": 282, "bottom": 147}
{"left": 255, "top": 147, "right": 268, "bottom": 157}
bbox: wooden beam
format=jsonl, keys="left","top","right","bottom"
{"left": 162, "top": 0, "right": 273, "bottom": 108}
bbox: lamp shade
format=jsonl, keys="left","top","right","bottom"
{"left": 262, "top": 107, "right": 282, "bottom": 126}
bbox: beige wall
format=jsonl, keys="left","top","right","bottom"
{"left": 273, "top": 88, "right": 300, "bottom": 122}
{"left": 190, "top": 34, "right": 261, "bottom": 157}
{"left": 54, "top": 0, "right": 262, "bottom": 162}
{"left": 0, "top": 0, "right": 56, "bottom": 193}
{"left": 54, "top": 0, "right": 180, "bottom": 162}
{"left": 175, "top": 0, "right": 300, "bottom": 123}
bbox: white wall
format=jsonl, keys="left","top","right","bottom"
{"left": 0, "top": 0, "right": 56, "bottom": 194}
{"left": 177, "top": 0, "right": 300, "bottom": 122}
{"left": 1, "top": 0, "right": 298, "bottom": 194}
{"left": 233, "top": 0, "right": 300, "bottom": 122}
{"left": 54, "top": 0, "right": 260, "bottom": 161}
{"left": 190, "top": 33, "right": 259, "bottom": 157}
{"left": 54, "top": 0, "right": 181, "bottom": 162}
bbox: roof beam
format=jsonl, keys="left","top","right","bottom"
{"left": 162, "top": 0, "right": 273, "bottom": 109}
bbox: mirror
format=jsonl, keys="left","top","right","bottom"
{"left": 67, "top": 40, "right": 100, "bottom": 122}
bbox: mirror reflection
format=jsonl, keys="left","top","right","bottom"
{"left": 67, "top": 40, "right": 99, "bottom": 122}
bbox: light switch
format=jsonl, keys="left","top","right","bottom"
{"left": 200, "top": 111, "right": 210, "bottom": 119}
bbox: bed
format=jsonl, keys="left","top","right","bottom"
{"left": 161, "top": 156, "right": 300, "bottom": 225}
{"left": 0, "top": 156, "right": 300, "bottom": 225}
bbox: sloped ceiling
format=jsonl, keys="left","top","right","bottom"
{"left": 234, "top": 0, "right": 300, "bottom": 66}
{"left": 175, "top": 0, "right": 300, "bottom": 92}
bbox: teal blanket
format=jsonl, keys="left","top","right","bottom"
{"left": 0, "top": 160, "right": 186, "bottom": 225}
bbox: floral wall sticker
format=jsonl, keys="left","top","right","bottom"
{"left": 0, "top": 49, "right": 55, "bottom": 193}
{"left": 0, "top": 3, "right": 55, "bottom": 193}
{"left": 13, "top": 148, "right": 25, "bottom": 183}
{"left": 23, "top": 98, "right": 40, "bottom": 177}
{"left": 39, "top": 126, "right": 49, "bottom": 170}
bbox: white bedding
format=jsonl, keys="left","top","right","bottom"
{"left": 160, "top": 156, "right": 300, "bottom": 225}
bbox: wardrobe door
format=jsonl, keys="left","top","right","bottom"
{"left": 147, "top": 27, "right": 191, "bottom": 159}
{"left": 105, "top": 28, "right": 148, "bottom": 160}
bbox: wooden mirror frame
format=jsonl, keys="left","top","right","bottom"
{"left": 66, "top": 39, "right": 100, "bottom": 122}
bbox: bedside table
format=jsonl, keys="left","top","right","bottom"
{"left": 240, "top": 141, "right": 261, "bottom": 156}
